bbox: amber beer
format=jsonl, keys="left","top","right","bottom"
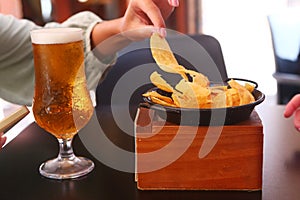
{"left": 31, "top": 28, "right": 93, "bottom": 139}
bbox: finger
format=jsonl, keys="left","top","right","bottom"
{"left": 168, "top": 0, "right": 179, "bottom": 7}
{"left": 294, "top": 110, "right": 300, "bottom": 131}
{"left": 122, "top": 26, "right": 165, "bottom": 41}
{"left": 141, "top": 0, "right": 166, "bottom": 28}
{"left": 284, "top": 94, "right": 300, "bottom": 118}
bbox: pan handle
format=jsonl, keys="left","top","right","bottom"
{"left": 225, "top": 78, "right": 258, "bottom": 88}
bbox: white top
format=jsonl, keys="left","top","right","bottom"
{"left": 0, "top": 11, "right": 116, "bottom": 105}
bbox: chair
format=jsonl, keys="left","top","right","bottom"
{"left": 268, "top": 10, "right": 300, "bottom": 104}
{"left": 96, "top": 34, "right": 228, "bottom": 108}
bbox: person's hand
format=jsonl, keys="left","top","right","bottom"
{"left": 91, "top": 0, "right": 179, "bottom": 58}
{"left": 284, "top": 94, "right": 300, "bottom": 131}
{"left": 0, "top": 132, "right": 6, "bottom": 148}
{"left": 120, "top": 0, "right": 179, "bottom": 40}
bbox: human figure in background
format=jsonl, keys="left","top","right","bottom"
{"left": 0, "top": 0, "right": 179, "bottom": 148}
{"left": 0, "top": 0, "right": 23, "bottom": 149}
{"left": 284, "top": 94, "right": 300, "bottom": 131}
{"left": 0, "top": 0, "right": 177, "bottom": 105}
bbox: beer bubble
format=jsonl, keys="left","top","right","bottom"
{"left": 45, "top": 105, "right": 61, "bottom": 114}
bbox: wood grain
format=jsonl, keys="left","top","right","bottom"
{"left": 135, "top": 107, "right": 263, "bottom": 190}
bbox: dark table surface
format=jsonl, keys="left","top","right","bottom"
{"left": 0, "top": 103, "right": 300, "bottom": 200}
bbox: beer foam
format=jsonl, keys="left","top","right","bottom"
{"left": 30, "top": 28, "right": 83, "bottom": 44}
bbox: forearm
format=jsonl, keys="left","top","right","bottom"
{"left": 91, "top": 18, "right": 132, "bottom": 59}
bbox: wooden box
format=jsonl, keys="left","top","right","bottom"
{"left": 135, "top": 107, "right": 263, "bottom": 190}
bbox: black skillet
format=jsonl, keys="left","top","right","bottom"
{"left": 140, "top": 78, "right": 265, "bottom": 126}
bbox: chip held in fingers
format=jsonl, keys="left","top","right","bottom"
{"left": 150, "top": 33, "right": 178, "bottom": 68}
{"left": 145, "top": 33, "right": 256, "bottom": 109}
{"left": 150, "top": 33, "right": 188, "bottom": 80}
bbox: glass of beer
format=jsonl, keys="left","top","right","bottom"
{"left": 30, "top": 28, "right": 94, "bottom": 179}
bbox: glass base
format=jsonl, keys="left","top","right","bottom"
{"left": 39, "top": 156, "right": 94, "bottom": 180}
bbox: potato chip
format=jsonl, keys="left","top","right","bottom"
{"left": 150, "top": 33, "right": 188, "bottom": 79}
{"left": 143, "top": 91, "right": 174, "bottom": 104}
{"left": 210, "top": 86, "right": 227, "bottom": 108}
{"left": 225, "top": 91, "right": 233, "bottom": 107}
{"left": 149, "top": 96, "right": 177, "bottom": 107}
{"left": 245, "top": 82, "right": 255, "bottom": 93}
{"left": 175, "top": 79, "right": 211, "bottom": 108}
{"left": 172, "top": 91, "right": 199, "bottom": 108}
{"left": 210, "top": 85, "right": 227, "bottom": 95}
{"left": 226, "top": 88, "right": 240, "bottom": 106}
{"left": 228, "top": 79, "right": 255, "bottom": 105}
{"left": 150, "top": 71, "right": 174, "bottom": 93}
{"left": 150, "top": 33, "right": 178, "bottom": 70}
{"left": 211, "top": 91, "right": 226, "bottom": 108}
{"left": 184, "top": 69, "right": 210, "bottom": 87}
{"left": 144, "top": 33, "right": 256, "bottom": 109}
{"left": 239, "top": 90, "right": 255, "bottom": 105}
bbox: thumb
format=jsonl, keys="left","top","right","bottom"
{"left": 122, "top": 26, "right": 166, "bottom": 41}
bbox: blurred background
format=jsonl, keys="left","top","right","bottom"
{"left": 2, "top": 0, "right": 300, "bottom": 105}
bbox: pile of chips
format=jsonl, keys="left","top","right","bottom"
{"left": 143, "top": 33, "right": 255, "bottom": 109}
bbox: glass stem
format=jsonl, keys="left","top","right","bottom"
{"left": 57, "top": 138, "right": 76, "bottom": 161}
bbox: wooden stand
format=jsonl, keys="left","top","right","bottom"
{"left": 135, "top": 107, "right": 263, "bottom": 190}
